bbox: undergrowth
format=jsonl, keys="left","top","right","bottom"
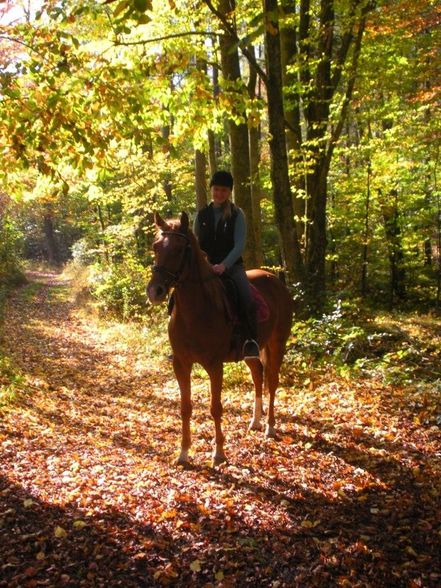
{"left": 0, "top": 353, "right": 25, "bottom": 409}
{"left": 286, "top": 299, "right": 441, "bottom": 391}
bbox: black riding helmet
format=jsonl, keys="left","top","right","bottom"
{"left": 210, "top": 171, "right": 233, "bottom": 190}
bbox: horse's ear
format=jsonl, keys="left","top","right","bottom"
{"left": 154, "top": 212, "right": 168, "bottom": 230}
{"left": 180, "top": 211, "right": 189, "bottom": 233}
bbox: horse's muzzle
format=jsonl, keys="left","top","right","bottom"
{"left": 146, "top": 282, "right": 168, "bottom": 304}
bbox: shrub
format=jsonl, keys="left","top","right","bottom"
{"left": 88, "top": 256, "right": 150, "bottom": 321}
{"left": 0, "top": 216, "right": 25, "bottom": 288}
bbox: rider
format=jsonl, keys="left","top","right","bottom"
{"left": 193, "top": 170, "right": 260, "bottom": 359}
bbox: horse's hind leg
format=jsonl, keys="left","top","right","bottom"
{"left": 173, "top": 357, "right": 192, "bottom": 465}
{"left": 246, "top": 358, "right": 264, "bottom": 431}
{"left": 264, "top": 341, "right": 284, "bottom": 439}
{"left": 208, "top": 363, "right": 227, "bottom": 467}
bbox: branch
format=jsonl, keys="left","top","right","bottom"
{"left": 330, "top": 0, "right": 360, "bottom": 92}
{"left": 201, "top": 0, "right": 268, "bottom": 86}
{"left": 113, "top": 30, "right": 220, "bottom": 46}
{"left": 323, "top": 12, "right": 367, "bottom": 180}
{"left": 0, "top": 34, "right": 49, "bottom": 62}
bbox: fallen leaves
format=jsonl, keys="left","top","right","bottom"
{"left": 0, "top": 274, "right": 440, "bottom": 586}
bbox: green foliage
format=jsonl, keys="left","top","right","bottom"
{"left": 326, "top": 0, "right": 441, "bottom": 305}
{"left": 0, "top": 352, "right": 25, "bottom": 409}
{"left": 88, "top": 256, "right": 150, "bottom": 320}
{"left": 1, "top": 0, "right": 440, "bottom": 315}
{"left": 287, "top": 299, "right": 441, "bottom": 387}
{"left": 289, "top": 300, "right": 364, "bottom": 365}
{"left": 0, "top": 215, "right": 26, "bottom": 291}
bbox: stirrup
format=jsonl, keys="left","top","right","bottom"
{"left": 243, "top": 339, "right": 260, "bottom": 359}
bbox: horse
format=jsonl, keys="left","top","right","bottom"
{"left": 147, "top": 211, "right": 294, "bottom": 467}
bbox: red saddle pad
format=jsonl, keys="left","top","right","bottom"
{"left": 250, "top": 284, "right": 270, "bottom": 323}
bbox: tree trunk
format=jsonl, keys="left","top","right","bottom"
{"left": 206, "top": 0, "right": 372, "bottom": 312}
{"left": 218, "top": 0, "right": 257, "bottom": 268}
{"left": 263, "top": 0, "right": 304, "bottom": 285}
{"left": 194, "top": 149, "right": 208, "bottom": 210}
{"left": 280, "top": 0, "right": 306, "bottom": 240}
{"left": 380, "top": 189, "right": 406, "bottom": 304}
{"left": 304, "top": 162, "right": 328, "bottom": 308}
{"left": 207, "top": 130, "right": 217, "bottom": 176}
{"left": 361, "top": 160, "right": 371, "bottom": 296}
{"left": 436, "top": 176, "right": 441, "bottom": 306}
{"left": 43, "top": 212, "right": 61, "bottom": 266}
{"left": 161, "top": 124, "right": 173, "bottom": 201}
{"left": 247, "top": 44, "right": 263, "bottom": 268}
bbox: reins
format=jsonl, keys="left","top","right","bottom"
{"left": 152, "top": 231, "right": 191, "bottom": 287}
{"left": 152, "top": 229, "right": 217, "bottom": 287}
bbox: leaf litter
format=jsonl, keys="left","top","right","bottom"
{"left": 0, "top": 272, "right": 440, "bottom": 587}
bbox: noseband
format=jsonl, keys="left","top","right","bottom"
{"left": 152, "top": 231, "right": 191, "bottom": 288}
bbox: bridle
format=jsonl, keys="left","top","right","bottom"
{"left": 152, "top": 231, "right": 191, "bottom": 288}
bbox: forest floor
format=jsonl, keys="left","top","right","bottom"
{"left": 0, "top": 271, "right": 440, "bottom": 587}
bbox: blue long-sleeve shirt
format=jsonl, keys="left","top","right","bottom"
{"left": 193, "top": 205, "right": 246, "bottom": 269}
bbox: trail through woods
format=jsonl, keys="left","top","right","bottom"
{"left": 0, "top": 272, "right": 440, "bottom": 587}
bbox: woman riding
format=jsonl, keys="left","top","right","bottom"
{"left": 193, "top": 170, "right": 260, "bottom": 359}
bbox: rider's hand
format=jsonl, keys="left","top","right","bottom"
{"left": 212, "top": 263, "right": 226, "bottom": 275}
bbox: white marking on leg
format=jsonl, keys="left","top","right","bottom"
{"left": 265, "top": 424, "right": 277, "bottom": 438}
{"left": 177, "top": 448, "right": 189, "bottom": 464}
{"left": 212, "top": 445, "right": 226, "bottom": 466}
{"left": 249, "top": 397, "right": 263, "bottom": 431}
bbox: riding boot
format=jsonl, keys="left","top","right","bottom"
{"left": 242, "top": 303, "right": 260, "bottom": 359}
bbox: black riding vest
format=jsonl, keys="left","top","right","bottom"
{"left": 197, "top": 202, "right": 243, "bottom": 265}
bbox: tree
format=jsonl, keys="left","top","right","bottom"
{"left": 262, "top": 0, "right": 304, "bottom": 284}
{"left": 1, "top": 0, "right": 440, "bottom": 312}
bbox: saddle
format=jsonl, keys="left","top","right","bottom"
{"left": 220, "top": 275, "right": 269, "bottom": 361}
{"left": 220, "top": 275, "right": 270, "bottom": 324}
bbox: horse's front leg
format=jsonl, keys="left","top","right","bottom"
{"left": 173, "top": 356, "right": 193, "bottom": 465}
{"left": 208, "top": 363, "right": 226, "bottom": 467}
{"left": 246, "top": 358, "right": 264, "bottom": 431}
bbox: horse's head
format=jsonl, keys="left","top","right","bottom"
{"left": 147, "top": 211, "right": 191, "bottom": 304}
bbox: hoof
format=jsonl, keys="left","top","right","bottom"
{"left": 212, "top": 454, "right": 227, "bottom": 468}
{"left": 176, "top": 458, "right": 193, "bottom": 470}
{"left": 248, "top": 421, "right": 263, "bottom": 432}
{"left": 176, "top": 449, "right": 190, "bottom": 467}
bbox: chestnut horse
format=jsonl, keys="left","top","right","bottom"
{"left": 147, "top": 212, "right": 294, "bottom": 466}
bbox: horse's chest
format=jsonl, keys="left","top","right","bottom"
{"left": 169, "top": 316, "right": 232, "bottom": 358}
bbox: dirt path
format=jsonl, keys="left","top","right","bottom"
{"left": 0, "top": 272, "right": 440, "bottom": 587}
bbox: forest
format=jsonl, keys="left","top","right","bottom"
{"left": 0, "top": 0, "right": 440, "bottom": 586}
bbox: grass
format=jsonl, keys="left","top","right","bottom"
{"left": 0, "top": 352, "right": 25, "bottom": 409}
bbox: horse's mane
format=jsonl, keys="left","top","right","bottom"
{"left": 162, "top": 218, "right": 226, "bottom": 313}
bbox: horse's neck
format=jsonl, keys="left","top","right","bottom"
{"left": 174, "top": 255, "right": 225, "bottom": 318}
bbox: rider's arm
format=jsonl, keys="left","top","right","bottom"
{"left": 222, "top": 208, "right": 246, "bottom": 269}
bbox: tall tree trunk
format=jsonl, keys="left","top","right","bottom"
{"left": 436, "top": 168, "right": 441, "bottom": 306}
{"left": 280, "top": 0, "right": 306, "bottom": 240}
{"left": 248, "top": 44, "right": 263, "bottom": 267}
{"left": 161, "top": 124, "right": 173, "bottom": 201}
{"left": 194, "top": 149, "right": 208, "bottom": 210}
{"left": 380, "top": 189, "right": 406, "bottom": 305}
{"left": 361, "top": 159, "right": 371, "bottom": 296}
{"left": 96, "top": 204, "right": 109, "bottom": 262}
{"left": 43, "top": 212, "right": 61, "bottom": 266}
{"left": 248, "top": 125, "right": 263, "bottom": 268}
{"left": 207, "top": 130, "right": 217, "bottom": 176}
{"left": 304, "top": 161, "right": 328, "bottom": 308}
{"left": 263, "top": 0, "right": 304, "bottom": 284}
{"left": 218, "top": 0, "right": 257, "bottom": 268}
